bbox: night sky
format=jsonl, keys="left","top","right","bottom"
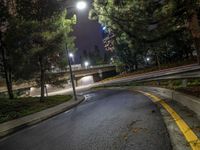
{"left": 71, "top": 1, "right": 105, "bottom": 64}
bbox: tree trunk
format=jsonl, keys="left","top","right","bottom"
{"left": 8, "top": 67, "right": 14, "bottom": 99}
{"left": 133, "top": 53, "right": 138, "bottom": 71}
{"left": 39, "top": 56, "right": 45, "bottom": 102}
{"left": 155, "top": 52, "right": 161, "bottom": 70}
{"left": 0, "top": 39, "right": 14, "bottom": 99}
{"left": 194, "top": 38, "right": 200, "bottom": 64}
{"left": 188, "top": 10, "right": 200, "bottom": 65}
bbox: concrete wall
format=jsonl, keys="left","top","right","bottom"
{"left": 76, "top": 70, "right": 118, "bottom": 86}
{"left": 77, "top": 76, "right": 94, "bottom": 86}
{"left": 132, "top": 86, "right": 200, "bottom": 119}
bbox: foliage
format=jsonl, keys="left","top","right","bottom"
{"left": 89, "top": 0, "right": 200, "bottom": 71}
{"left": 81, "top": 45, "right": 105, "bottom": 65}
{"left": 0, "top": 0, "right": 76, "bottom": 100}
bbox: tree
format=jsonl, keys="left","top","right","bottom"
{"left": 0, "top": 0, "right": 15, "bottom": 99}
{"left": 16, "top": 0, "right": 76, "bottom": 101}
{"left": 1, "top": 0, "right": 76, "bottom": 101}
{"left": 89, "top": 0, "right": 200, "bottom": 66}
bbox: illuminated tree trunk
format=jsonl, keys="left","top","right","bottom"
{"left": 39, "top": 56, "right": 45, "bottom": 102}
{"left": 0, "top": 36, "right": 14, "bottom": 99}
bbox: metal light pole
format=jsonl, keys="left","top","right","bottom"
{"left": 64, "top": 1, "right": 88, "bottom": 101}
{"left": 66, "top": 47, "right": 77, "bottom": 101}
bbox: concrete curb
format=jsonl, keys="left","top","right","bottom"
{"left": 132, "top": 86, "right": 200, "bottom": 119}
{"left": 131, "top": 87, "right": 198, "bottom": 150}
{"left": 0, "top": 95, "right": 85, "bottom": 138}
{"left": 159, "top": 107, "right": 191, "bottom": 150}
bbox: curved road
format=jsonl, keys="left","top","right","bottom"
{"left": 0, "top": 89, "right": 171, "bottom": 150}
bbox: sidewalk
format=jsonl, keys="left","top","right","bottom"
{"left": 0, "top": 95, "right": 85, "bottom": 138}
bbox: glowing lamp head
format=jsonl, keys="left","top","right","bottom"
{"left": 146, "top": 57, "right": 150, "bottom": 61}
{"left": 76, "top": 1, "right": 87, "bottom": 10}
{"left": 69, "top": 53, "right": 74, "bottom": 58}
{"left": 103, "top": 26, "right": 106, "bottom": 31}
{"left": 84, "top": 61, "right": 89, "bottom": 67}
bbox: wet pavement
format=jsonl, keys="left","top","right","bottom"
{"left": 0, "top": 89, "right": 171, "bottom": 150}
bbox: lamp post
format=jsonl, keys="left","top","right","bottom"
{"left": 65, "top": 1, "right": 87, "bottom": 101}
{"left": 66, "top": 47, "right": 77, "bottom": 101}
{"left": 84, "top": 61, "right": 89, "bottom": 69}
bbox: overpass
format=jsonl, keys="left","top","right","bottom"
{"left": 0, "top": 64, "right": 117, "bottom": 96}
{"left": 51, "top": 64, "right": 117, "bottom": 86}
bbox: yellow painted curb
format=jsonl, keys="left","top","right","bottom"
{"left": 137, "top": 90, "right": 200, "bottom": 150}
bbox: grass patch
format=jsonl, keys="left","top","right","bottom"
{"left": 0, "top": 95, "right": 72, "bottom": 123}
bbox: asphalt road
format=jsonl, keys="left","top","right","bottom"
{"left": 0, "top": 89, "right": 171, "bottom": 150}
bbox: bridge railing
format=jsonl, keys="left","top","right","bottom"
{"left": 50, "top": 64, "right": 116, "bottom": 73}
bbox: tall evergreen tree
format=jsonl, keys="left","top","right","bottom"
{"left": 1, "top": 0, "right": 76, "bottom": 100}
{"left": 90, "top": 0, "right": 200, "bottom": 66}
{"left": 0, "top": 0, "right": 15, "bottom": 99}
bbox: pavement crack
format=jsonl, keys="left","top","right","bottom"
{"left": 127, "top": 120, "right": 141, "bottom": 129}
{"left": 131, "top": 127, "right": 148, "bottom": 134}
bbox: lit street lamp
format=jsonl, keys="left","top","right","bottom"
{"left": 65, "top": 1, "right": 87, "bottom": 101}
{"left": 69, "top": 53, "right": 74, "bottom": 58}
{"left": 76, "top": 1, "right": 87, "bottom": 10}
{"left": 84, "top": 61, "right": 89, "bottom": 69}
{"left": 66, "top": 48, "right": 77, "bottom": 100}
{"left": 146, "top": 57, "right": 150, "bottom": 66}
{"left": 69, "top": 52, "right": 74, "bottom": 63}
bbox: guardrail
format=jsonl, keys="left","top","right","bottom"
{"left": 137, "top": 69, "right": 200, "bottom": 82}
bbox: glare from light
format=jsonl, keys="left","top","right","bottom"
{"left": 76, "top": 1, "right": 87, "bottom": 10}
{"left": 69, "top": 53, "right": 74, "bottom": 58}
{"left": 84, "top": 61, "right": 89, "bottom": 67}
{"left": 146, "top": 57, "right": 150, "bottom": 61}
{"left": 78, "top": 75, "right": 94, "bottom": 86}
{"left": 110, "top": 57, "right": 113, "bottom": 61}
{"left": 103, "top": 26, "right": 106, "bottom": 31}
{"left": 45, "top": 84, "right": 50, "bottom": 88}
{"left": 30, "top": 87, "right": 35, "bottom": 92}
{"left": 81, "top": 76, "right": 93, "bottom": 82}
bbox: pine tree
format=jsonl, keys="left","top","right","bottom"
{"left": 1, "top": 0, "right": 76, "bottom": 100}
{"left": 90, "top": 0, "right": 200, "bottom": 66}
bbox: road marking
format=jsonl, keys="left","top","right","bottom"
{"left": 137, "top": 90, "right": 200, "bottom": 150}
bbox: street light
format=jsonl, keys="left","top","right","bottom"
{"left": 84, "top": 61, "right": 89, "bottom": 69}
{"left": 76, "top": 1, "right": 87, "bottom": 10}
{"left": 146, "top": 57, "right": 150, "bottom": 62}
{"left": 69, "top": 52, "right": 75, "bottom": 63}
{"left": 69, "top": 53, "right": 74, "bottom": 58}
{"left": 66, "top": 48, "right": 77, "bottom": 100}
{"left": 65, "top": 1, "right": 87, "bottom": 101}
